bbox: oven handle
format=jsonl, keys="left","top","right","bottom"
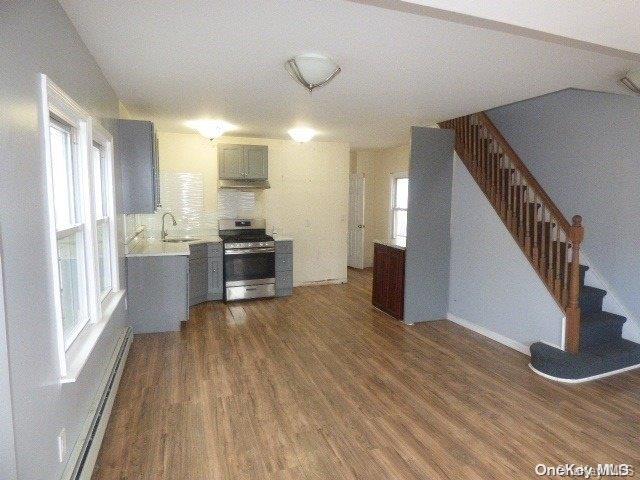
{"left": 225, "top": 247, "right": 276, "bottom": 255}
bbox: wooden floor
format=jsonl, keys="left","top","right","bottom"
{"left": 93, "top": 268, "right": 640, "bottom": 479}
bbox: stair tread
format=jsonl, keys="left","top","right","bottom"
{"left": 581, "top": 311, "right": 627, "bottom": 325}
{"left": 581, "top": 285, "right": 607, "bottom": 297}
{"left": 530, "top": 340, "right": 640, "bottom": 380}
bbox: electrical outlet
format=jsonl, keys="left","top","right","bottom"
{"left": 57, "top": 428, "right": 66, "bottom": 463}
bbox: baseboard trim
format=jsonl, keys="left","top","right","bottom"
{"left": 298, "top": 278, "right": 347, "bottom": 287}
{"left": 62, "top": 327, "right": 132, "bottom": 480}
{"left": 528, "top": 362, "right": 640, "bottom": 383}
{"left": 446, "top": 313, "right": 530, "bottom": 356}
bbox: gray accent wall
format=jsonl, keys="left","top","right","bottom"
{"left": 487, "top": 88, "right": 640, "bottom": 340}
{"left": 0, "top": 2, "right": 127, "bottom": 478}
{"left": 448, "top": 154, "right": 565, "bottom": 349}
{"left": 404, "top": 127, "right": 455, "bottom": 323}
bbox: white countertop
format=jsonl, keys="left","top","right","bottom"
{"left": 374, "top": 238, "right": 406, "bottom": 250}
{"left": 126, "top": 235, "right": 222, "bottom": 257}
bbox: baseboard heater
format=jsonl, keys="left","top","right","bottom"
{"left": 62, "top": 327, "right": 133, "bottom": 480}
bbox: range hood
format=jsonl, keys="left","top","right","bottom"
{"left": 218, "top": 179, "right": 271, "bottom": 190}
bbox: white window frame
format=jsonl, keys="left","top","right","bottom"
{"left": 40, "top": 75, "right": 120, "bottom": 380}
{"left": 92, "top": 123, "right": 119, "bottom": 305}
{"left": 390, "top": 172, "right": 408, "bottom": 239}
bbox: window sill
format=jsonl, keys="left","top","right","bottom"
{"left": 60, "top": 289, "right": 126, "bottom": 384}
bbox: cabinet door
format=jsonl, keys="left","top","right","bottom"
{"left": 207, "top": 258, "right": 223, "bottom": 298}
{"left": 117, "top": 119, "right": 156, "bottom": 214}
{"left": 386, "top": 248, "right": 405, "bottom": 319}
{"left": 189, "top": 258, "right": 208, "bottom": 306}
{"left": 244, "top": 145, "right": 268, "bottom": 180}
{"left": 372, "top": 243, "right": 387, "bottom": 311}
{"left": 218, "top": 145, "right": 245, "bottom": 179}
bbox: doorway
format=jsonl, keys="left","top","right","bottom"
{"left": 348, "top": 173, "right": 365, "bottom": 269}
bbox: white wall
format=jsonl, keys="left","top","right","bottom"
{"left": 487, "top": 88, "right": 640, "bottom": 342}
{"left": 135, "top": 133, "right": 351, "bottom": 286}
{"left": 0, "top": 2, "right": 128, "bottom": 478}
{"left": 448, "top": 154, "right": 565, "bottom": 351}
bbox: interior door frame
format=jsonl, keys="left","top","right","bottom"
{"left": 348, "top": 172, "right": 365, "bottom": 269}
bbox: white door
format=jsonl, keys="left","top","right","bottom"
{"left": 348, "top": 173, "right": 365, "bottom": 269}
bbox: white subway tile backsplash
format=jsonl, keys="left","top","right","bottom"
{"left": 218, "top": 190, "right": 258, "bottom": 219}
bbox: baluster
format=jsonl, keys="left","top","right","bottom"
{"left": 546, "top": 215, "right": 558, "bottom": 291}
{"left": 562, "top": 240, "right": 570, "bottom": 306}
{"left": 499, "top": 150, "right": 505, "bottom": 218}
{"left": 524, "top": 183, "right": 532, "bottom": 258}
{"left": 539, "top": 205, "right": 546, "bottom": 275}
{"left": 565, "top": 215, "right": 584, "bottom": 354}
{"left": 554, "top": 225, "right": 562, "bottom": 297}
{"left": 519, "top": 175, "right": 526, "bottom": 245}
{"left": 532, "top": 194, "right": 539, "bottom": 264}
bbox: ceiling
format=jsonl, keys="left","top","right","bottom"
{"left": 59, "top": 0, "right": 640, "bottom": 148}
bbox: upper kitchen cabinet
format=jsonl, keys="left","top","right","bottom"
{"left": 218, "top": 144, "right": 268, "bottom": 180}
{"left": 116, "top": 119, "right": 160, "bottom": 214}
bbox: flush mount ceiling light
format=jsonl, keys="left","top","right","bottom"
{"left": 621, "top": 70, "right": 640, "bottom": 94}
{"left": 185, "top": 119, "right": 236, "bottom": 140}
{"left": 288, "top": 127, "right": 316, "bottom": 143}
{"left": 285, "top": 54, "right": 341, "bottom": 93}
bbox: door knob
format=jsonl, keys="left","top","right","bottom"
{"left": 357, "top": 224, "right": 365, "bottom": 228}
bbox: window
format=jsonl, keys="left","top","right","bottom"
{"left": 49, "top": 117, "right": 89, "bottom": 347}
{"left": 392, "top": 176, "right": 408, "bottom": 239}
{"left": 92, "top": 142, "right": 113, "bottom": 298}
{"left": 42, "top": 76, "right": 119, "bottom": 374}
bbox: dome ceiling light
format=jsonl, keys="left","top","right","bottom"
{"left": 285, "top": 54, "right": 341, "bottom": 93}
{"left": 185, "top": 119, "right": 236, "bottom": 140}
{"left": 288, "top": 127, "right": 316, "bottom": 143}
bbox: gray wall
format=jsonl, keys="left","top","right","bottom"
{"left": 487, "top": 88, "right": 640, "bottom": 338}
{"left": 0, "top": 2, "right": 127, "bottom": 478}
{"left": 448, "top": 154, "right": 565, "bottom": 349}
{"left": 404, "top": 127, "right": 455, "bottom": 323}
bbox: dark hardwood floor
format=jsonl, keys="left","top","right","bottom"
{"left": 93, "top": 268, "right": 640, "bottom": 479}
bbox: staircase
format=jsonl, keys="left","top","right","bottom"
{"left": 440, "top": 113, "right": 640, "bottom": 382}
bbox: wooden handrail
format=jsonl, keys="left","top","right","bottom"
{"left": 440, "top": 112, "right": 584, "bottom": 354}
{"left": 477, "top": 112, "right": 572, "bottom": 234}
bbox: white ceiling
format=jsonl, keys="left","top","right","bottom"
{"left": 59, "top": 0, "right": 640, "bottom": 148}
{"left": 397, "top": 0, "right": 640, "bottom": 56}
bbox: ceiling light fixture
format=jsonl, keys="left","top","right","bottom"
{"left": 288, "top": 127, "right": 316, "bottom": 143}
{"left": 285, "top": 54, "right": 341, "bottom": 93}
{"left": 186, "top": 119, "right": 236, "bottom": 140}
{"left": 621, "top": 70, "right": 640, "bottom": 94}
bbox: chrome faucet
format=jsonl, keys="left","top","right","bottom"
{"left": 161, "top": 212, "right": 177, "bottom": 241}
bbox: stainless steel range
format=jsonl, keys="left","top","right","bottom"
{"left": 218, "top": 218, "right": 275, "bottom": 301}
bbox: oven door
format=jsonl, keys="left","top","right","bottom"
{"left": 224, "top": 247, "right": 275, "bottom": 285}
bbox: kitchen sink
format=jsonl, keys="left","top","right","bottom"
{"left": 163, "top": 237, "right": 199, "bottom": 243}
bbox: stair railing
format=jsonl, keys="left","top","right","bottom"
{"left": 439, "top": 113, "right": 584, "bottom": 353}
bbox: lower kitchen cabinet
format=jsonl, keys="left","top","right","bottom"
{"left": 127, "top": 255, "right": 189, "bottom": 333}
{"left": 372, "top": 242, "right": 405, "bottom": 320}
{"left": 275, "top": 240, "right": 293, "bottom": 297}
{"left": 189, "top": 241, "right": 223, "bottom": 306}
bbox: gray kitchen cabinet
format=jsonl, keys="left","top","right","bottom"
{"left": 275, "top": 240, "right": 293, "bottom": 297}
{"left": 218, "top": 144, "right": 268, "bottom": 180}
{"left": 189, "top": 257, "right": 208, "bottom": 306}
{"left": 116, "top": 119, "right": 160, "bottom": 214}
{"left": 207, "top": 258, "right": 223, "bottom": 300}
{"left": 126, "top": 255, "right": 188, "bottom": 333}
{"left": 218, "top": 144, "right": 245, "bottom": 179}
{"left": 189, "top": 241, "right": 223, "bottom": 305}
{"left": 244, "top": 145, "right": 268, "bottom": 179}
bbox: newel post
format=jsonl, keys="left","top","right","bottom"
{"left": 565, "top": 215, "right": 584, "bottom": 354}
